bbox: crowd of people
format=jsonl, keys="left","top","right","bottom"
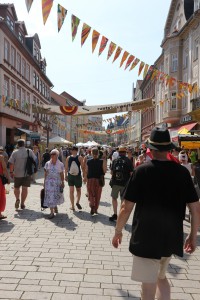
{"left": 0, "top": 127, "right": 200, "bottom": 300}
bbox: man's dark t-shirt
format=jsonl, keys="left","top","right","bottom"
{"left": 123, "top": 160, "right": 199, "bottom": 259}
{"left": 111, "top": 155, "right": 133, "bottom": 186}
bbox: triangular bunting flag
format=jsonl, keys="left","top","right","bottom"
{"left": 98, "top": 36, "right": 109, "bottom": 56}
{"left": 71, "top": 15, "right": 80, "bottom": 41}
{"left": 25, "top": 0, "right": 33, "bottom": 12}
{"left": 81, "top": 23, "right": 91, "bottom": 47}
{"left": 138, "top": 61, "right": 145, "bottom": 76}
{"left": 113, "top": 46, "right": 122, "bottom": 63}
{"left": 92, "top": 30, "right": 100, "bottom": 53}
{"left": 143, "top": 64, "right": 149, "bottom": 79}
{"left": 125, "top": 55, "right": 135, "bottom": 70}
{"left": 42, "top": 0, "right": 54, "bottom": 25}
{"left": 129, "top": 58, "right": 140, "bottom": 71}
{"left": 57, "top": 4, "right": 67, "bottom": 32}
{"left": 120, "top": 51, "right": 129, "bottom": 68}
{"left": 107, "top": 42, "right": 117, "bottom": 60}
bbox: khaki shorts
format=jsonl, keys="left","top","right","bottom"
{"left": 111, "top": 185, "right": 125, "bottom": 200}
{"left": 131, "top": 255, "right": 171, "bottom": 283}
{"left": 14, "top": 176, "right": 31, "bottom": 188}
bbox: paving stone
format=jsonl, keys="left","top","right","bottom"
{"left": 0, "top": 283, "right": 17, "bottom": 290}
{"left": 0, "top": 290, "right": 23, "bottom": 299}
{"left": 79, "top": 287, "right": 103, "bottom": 295}
{"left": 21, "top": 291, "right": 52, "bottom": 300}
{"left": 51, "top": 294, "right": 81, "bottom": 300}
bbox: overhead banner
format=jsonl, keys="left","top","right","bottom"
{"left": 32, "top": 97, "right": 154, "bottom": 116}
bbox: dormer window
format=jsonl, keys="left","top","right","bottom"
{"left": 19, "top": 32, "right": 24, "bottom": 44}
{"left": 6, "top": 15, "right": 14, "bottom": 31}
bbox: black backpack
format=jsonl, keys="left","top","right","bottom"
{"left": 112, "top": 157, "right": 129, "bottom": 183}
{"left": 24, "top": 149, "right": 37, "bottom": 176}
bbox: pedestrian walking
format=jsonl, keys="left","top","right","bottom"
{"left": 109, "top": 146, "right": 133, "bottom": 222}
{"left": 84, "top": 148, "right": 107, "bottom": 215}
{"left": 32, "top": 145, "right": 40, "bottom": 183}
{"left": 43, "top": 149, "right": 65, "bottom": 219}
{"left": 8, "top": 139, "right": 36, "bottom": 210}
{"left": 42, "top": 148, "right": 51, "bottom": 167}
{"left": 112, "top": 127, "right": 200, "bottom": 300}
{"left": 0, "top": 154, "right": 10, "bottom": 219}
{"left": 65, "top": 146, "right": 85, "bottom": 211}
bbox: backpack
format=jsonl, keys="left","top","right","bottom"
{"left": 24, "top": 149, "right": 37, "bottom": 176}
{"left": 69, "top": 159, "right": 79, "bottom": 176}
{"left": 112, "top": 157, "right": 129, "bottom": 183}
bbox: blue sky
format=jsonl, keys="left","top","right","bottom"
{"left": 6, "top": 0, "right": 171, "bottom": 116}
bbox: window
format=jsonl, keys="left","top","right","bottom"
{"left": 6, "top": 15, "right": 14, "bottom": 31}
{"left": 36, "top": 75, "right": 39, "bottom": 90}
{"left": 16, "top": 86, "right": 21, "bottom": 108}
{"left": 40, "top": 80, "right": 42, "bottom": 93}
{"left": 192, "top": 82, "right": 198, "bottom": 99}
{"left": 22, "top": 89, "right": 25, "bottom": 111}
{"left": 182, "top": 96, "right": 187, "bottom": 109}
{"left": 11, "top": 81, "right": 16, "bottom": 99}
{"left": 26, "top": 93, "right": 30, "bottom": 113}
{"left": 194, "top": 39, "right": 199, "bottom": 60}
{"left": 171, "top": 54, "right": 178, "bottom": 72}
{"left": 33, "top": 71, "right": 36, "bottom": 86}
{"left": 26, "top": 64, "right": 30, "bottom": 81}
{"left": 16, "top": 53, "right": 21, "bottom": 73}
{"left": 183, "top": 50, "right": 189, "bottom": 68}
{"left": 4, "top": 77, "right": 9, "bottom": 97}
{"left": 164, "top": 94, "right": 168, "bottom": 113}
{"left": 11, "top": 46, "right": 16, "bottom": 68}
{"left": 4, "top": 39, "right": 10, "bottom": 61}
{"left": 18, "top": 32, "right": 24, "bottom": 44}
{"left": 171, "top": 92, "right": 177, "bottom": 110}
{"left": 42, "top": 83, "right": 45, "bottom": 95}
{"left": 22, "top": 59, "right": 26, "bottom": 78}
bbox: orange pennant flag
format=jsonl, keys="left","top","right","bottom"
{"left": 42, "top": 0, "right": 54, "bottom": 25}
{"left": 81, "top": 23, "right": 91, "bottom": 47}
{"left": 129, "top": 58, "right": 140, "bottom": 71}
{"left": 92, "top": 30, "right": 100, "bottom": 53}
{"left": 120, "top": 51, "right": 129, "bottom": 68}
{"left": 99, "top": 36, "right": 109, "bottom": 56}
{"left": 138, "top": 61, "right": 145, "bottom": 76}
{"left": 125, "top": 55, "right": 135, "bottom": 70}
{"left": 113, "top": 46, "right": 122, "bottom": 63}
{"left": 143, "top": 64, "right": 149, "bottom": 79}
{"left": 107, "top": 42, "right": 117, "bottom": 60}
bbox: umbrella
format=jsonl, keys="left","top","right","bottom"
{"left": 48, "top": 136, "right": 72, "bottom": 145}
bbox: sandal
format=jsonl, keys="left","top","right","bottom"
{"left": 0, "top": 215, "right": 7, "bottom": 220}
{"left": 70, "top": 207, "right": 75, "bottom": 211}
{"left": 54, "top": 207, "right": 58, "bottom": 214}
{"left": 15, "top": 199, "right": 20, "bottom": 210}
{"left": 48, "top": 213, "right": 54, "bottom": 219}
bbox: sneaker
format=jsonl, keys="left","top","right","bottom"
{"left": 109, "top": 214, "right": 117, "bottom": 222}
{"left": 15, "top": 199, "right": 20, "bottom": 210}
{"left": 76, "top": 203, "right": 82, "bottom": 210}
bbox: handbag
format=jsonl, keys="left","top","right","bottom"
{"left": 99, "top": 175, "right": 105, "bottom": 187}
{"left": 0, "top": 175, "right": 8, "bottom": 185}
{"left": 40, "top": 188, "right": 48, "bottom": 210}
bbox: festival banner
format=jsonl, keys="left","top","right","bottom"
{"left": 138, "top": 61, "right": 145, "bottom": 76}
{"left": 129, "top": 58, "right": 140, "bottom": 71}
{"left": 120, "top": 51, "right": 129, "bottom": 68}
{"left": 98, "top": 36, "right": 109, "bottom": 56}
{"left": 57, "top": 4, "right": 67, "bottom": 32}
{"left": 124, "top": 55, "right": 135, "bottom": 70}
{"left": 42, "top": 0, "right": 54, "bottom": 25}
{"left": 81, "top": 23, "right": 91, "bottom": 47}
{"left": 92, "top": 30, "right": 100, "bottom": 53}
{"left": 25, "top": 0, "right": 34, "bottom": 12}
{"left": 113, "top": 46, "right": 122, "bottom": 63}
{"left": 143, "top": 64, "right": 149, "bottom": 79}
{"left": 107, "top": 42, "right": 117, "bottom": 60}
{"left": 71, "top": 15, "right": 80, "bottom": 41}
{"left": 33, "top": 97, "right": 154, "bottom": 116}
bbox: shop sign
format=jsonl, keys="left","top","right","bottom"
{"left": 180, "top": 115, "right": 192, "bottom": 124}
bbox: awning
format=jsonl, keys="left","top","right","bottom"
{"left": 17, "top": 128, "right": 40, "bottom": 139}
{"left": 17, "top": 128, "right": 33, "bottom": 135}
{"left": 169, "top": 122, "right": 197, "bottom": 142}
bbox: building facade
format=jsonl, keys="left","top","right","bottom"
{"left": 0, "top": 4, "right": 53, "bottom": 147}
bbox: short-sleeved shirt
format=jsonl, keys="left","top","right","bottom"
{"left": 123, "top": 160, "right": 199, "bottom": 259}
{"left": 8, "top": 147, "right": 36, "bottom": 178}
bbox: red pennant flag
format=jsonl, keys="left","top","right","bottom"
{"left": 81, "top": 23, "right": 91, "bottom": 47}
{"left": 98, "top": 36, "right": 108, "bottom": 56}
{"left": 113, "top": 46, "right": 122, "bottom": 63}
{"left": 129, "top": 58, "right": 140, "bottom": 71}
{"left": 138, "top": 61, "right": 145, "bottom": 76}
{"left": 120, "top": 51, "right": 129, "bottom": 68}
{"left": 107, "top": 42, "right": 117, "bottom": 60}
{"left": 42, "top": 0, "right": 54, "bottom": 25}
{"left": 125, "top": 55, "right": 135, "bottom": 70}
{"left": 92, "top": 30, "right": 100, "bottom": 53}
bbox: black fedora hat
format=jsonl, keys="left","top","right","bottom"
{"left": 145, "top": 127, "right": 175, "bottom": 151}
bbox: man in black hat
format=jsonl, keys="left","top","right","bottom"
{"left": 112, "top": 127, "right": 200, "bottom": 300}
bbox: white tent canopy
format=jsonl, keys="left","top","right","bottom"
{"left": 76, "top": 142, "right": 84, "bottom": 147}
{"left": 48, "top": 136, "right": 72, "bottom": 145}
{"left": 83, "top": 141, "right": 100, "bottom": 147}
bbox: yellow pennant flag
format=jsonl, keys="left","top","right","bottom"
{"left": 107, "top": 42, "right": 117, "bottom": 60}
{"left": 129, "top": 58, "right": 140, "bottom": 71}
{"left": 138, "top": 61, "right": 145, "bottom": 76}
{"left": 25, "top": 0, "right": 34, "bottom": 12}
{"left": 92, "top": 30, "right": 100, "bottom": 53}
{"left": 143, "top": 64, "right": 149, "bottom": 79}
{"left": 113, "top": 46, "right": 122, "bottom": 63}
{"left": 81, "top": 23, "right": 91, "bottom": 47}
{"left": 57, "top": 4, "right": 67, "bottom": 32}
{"left": 42, "top": 0, "right": 54, "bottom": 25}
{"left": 120, "top": 51, "right": 129, "bottom": 68}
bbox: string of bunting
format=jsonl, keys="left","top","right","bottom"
{"left": 24, "top": 0, "right": 200, "bottom": 100}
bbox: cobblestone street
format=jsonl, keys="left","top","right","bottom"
{"left": 0, "top": 170, "right": 200, "bottom": 300}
